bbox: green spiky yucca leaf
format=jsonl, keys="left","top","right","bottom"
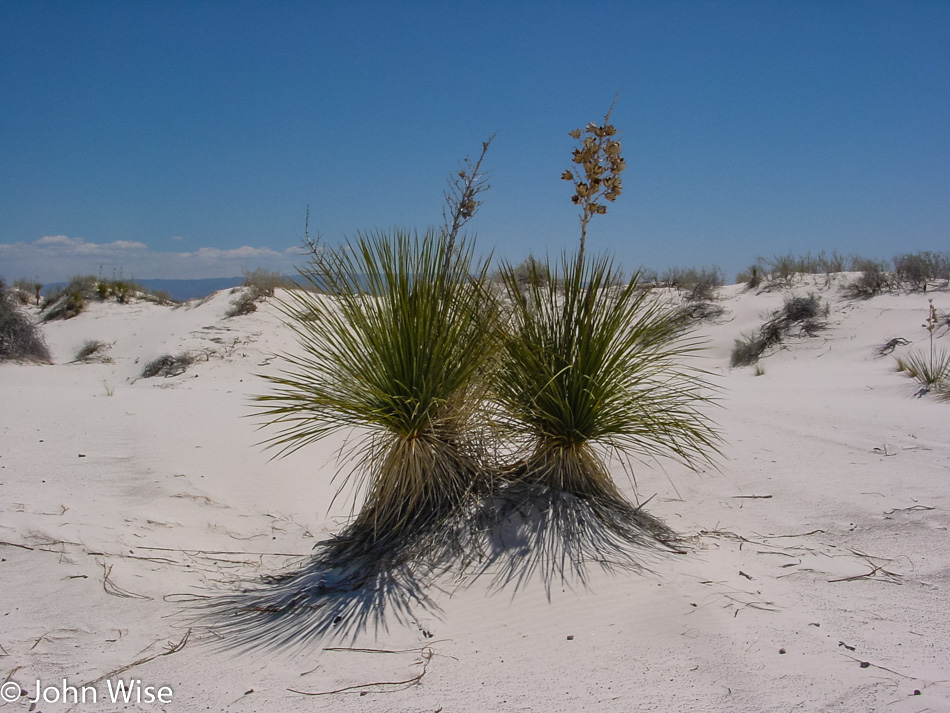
{"left": 495, "top": 252, "right": 720, "bottom": 502}
{"left": 258, "top": 229, "right": 500, "bottom": 560}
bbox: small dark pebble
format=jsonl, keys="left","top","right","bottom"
{"left": 913, "top": 690, "right": 921, "bottom": 696}
{"left": 859, "top": 661, "right": 870, "bottom": 668}
{"left": 778, "top": 648, "right": 786, "bottom": 654}
{"left": 567, "top": 635, "right": 574, "bottom": 641}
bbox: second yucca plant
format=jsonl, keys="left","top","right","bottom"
{"left": 496, "top": 255, "right": 719, "bottom": 526}
{"left": 492, "top": 104, "right": 720, "bottom": 554}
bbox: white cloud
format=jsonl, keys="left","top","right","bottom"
{"left": 0, "top": 235, "right": 299, "bottom": 282}
{"left": 181, "top": 246, "right": 284, "bottom": 260}
{"left": 29, "top": 235, "right": 148, "bottom": 255}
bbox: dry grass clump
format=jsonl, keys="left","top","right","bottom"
{"left": 74, "top": 340, "right": 112, "bottom": 362}
{"left": 225, "top": 269, "right": 289, "bottom": 318}
{"left": 731, "top": 294, "right": 827, "bottom": 367}
{"left": 659, "top": 267, "right": 726, "bottom": 323}
{"left": 141, "top": 352, "right": 195, "bottom": 378}
{"left": 0, "top": 281, "right": 51, "bottom": 363}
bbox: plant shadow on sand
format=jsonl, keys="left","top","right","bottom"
{"left": 195, "top": 484, "right": 683, "bottom": 652}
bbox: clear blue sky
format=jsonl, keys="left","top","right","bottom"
{"left": 1, "top": 0, "right": 948, "bottom": 283}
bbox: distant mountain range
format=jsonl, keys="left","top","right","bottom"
{"left": 43, "top": 277, "right": 246, "bottom": 302}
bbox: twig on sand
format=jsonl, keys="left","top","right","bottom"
{"left": 842, "top": 653, "right": 915, "bottom": 679}
{"left": 758, "top": 529, "right": 825, "bottom": 539}
{"left": 883, "top": 505, "right": 935, "bottom": 515}
{"left": 99, "top": 560, "right": 151, "bottom": 599}
{"left": 829, "top": 552, "right": 903, "bottom": 585}
{"left": 136, "top": 545, "right": 309, "bottom": 558}
{"left": 0, "top": 541, "right": 35, "bottom": 551}
{"left": 289, "top": 648, "right": 433, "bottom": 696}
{"left": 82, "top": 630, "right": 191, "bottom": 687}
{"left": 324, "top": 645, "right": 447, "bottom": 654}
{"left": 732, "top": 494, "right": 772, "bottom": 499}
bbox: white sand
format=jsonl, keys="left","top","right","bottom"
{"left": 1, "top": 278, "right": 948, "bottom": 712}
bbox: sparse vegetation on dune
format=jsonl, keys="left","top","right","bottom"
{"left": 74, "top": 340, "right": 111, "bottom": 363}
{"left": 225, "top": 269, "right": 290, "bottom": 318}
{"left": 0, "top": 280, "right": 51, "bottom": 363}
{"left": 731, "top": 294, "right": 827, "bottom": 367}
{"left": 39, "top": 274, "right": 180, "bottom": 321}
{"left": 141, "top": 352, "right": 196, "bottom": 378}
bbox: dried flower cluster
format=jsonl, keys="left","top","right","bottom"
{"left": 443, "top": 134, "right": 496, "bottom": 254}
{"left": 561, "top": 105, "right": 626, "bottom": 260}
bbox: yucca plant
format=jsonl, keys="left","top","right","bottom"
{"left": 898, "top": 299, "right": 950, "bottom": 397}
{"left": 258, "top": 228, "right": 500, "bottom": 569}
{"left": 492, "top": 253, "right": 720, "bottom": 557}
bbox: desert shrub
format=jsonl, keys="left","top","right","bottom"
{"left": 736, "top": 263, "right": 764, "bottom": 289}
{"left": 678, "top": 299, "right": 726, "bottom": 323}
{"left": 42, "top": 275, "right": 100, "bottom": 321}
{"left": 0, "top": 282, "right": 51, "bottom": 362}
{"left": 730, "top": 294, "right": 826, "bottom": 367}
{"left": 243, "top": 268, "right": 288, "bottom": 298}
{"left": 660, "top": 266, "right": 721, "bottom": 294}
{"left": 96, "top": 279, "right": 134, "bottom": 302}
{"left": 75, "top": 340, "right": 110, "bottom": 362}
{"left": 147, "top": 289, "right": 173, "bottom": 305}
{"left": 141, "top": 352, "right": 195, "bottom": 378}
{"left": 42, "top": 289, "right": 85, "bottom": 321}
{"left": 638, "top": 268, "right": 660, "bottom": 287}
{"left": 660, "top": 266, "right": 723, "bottom": 302}
{"left": 12, "top": 278, "right": 43, "bottom": 305}
{"left": 759, "top": 252, "right": 847, "bottom": 286}
{"left": 730, "top": 333, "right": 767, "bottom": 368}
{"left": 764, "top": 253, "right": 806, "bottom": 284}
{"left": 225, "top": 291, "right": 259, "bottom": 317}
{"left": 817, "top": 250, "right": 847, "bottom": 274}
{"left": 893, "top": 251, "right": 950, "bottom": 292}
{"left": 844, "top": 258, "right": 893, "bottom": 299}
{"left": 10, "top": 288, "right": 31, "bottom": 305}
{"left": 495, "top": 255, "right": 545, "bottom": 288}
{"left": 225, "top": 269, "right": 288, "bottom": 318}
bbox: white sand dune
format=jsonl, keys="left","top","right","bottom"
{"left": 1, "top": 277, "right": 948, "bottom": 712}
